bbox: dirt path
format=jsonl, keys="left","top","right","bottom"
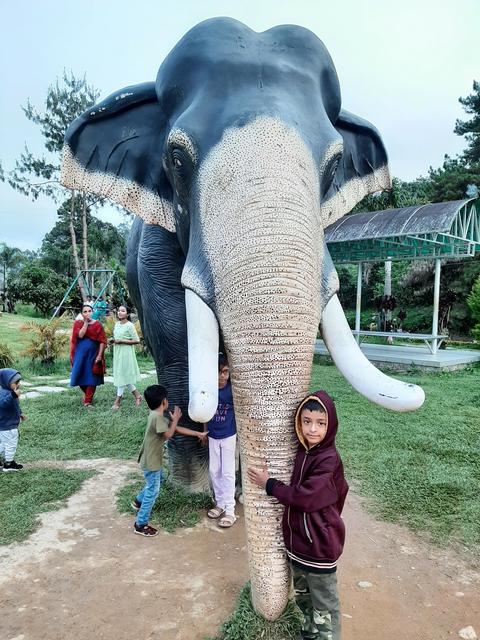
{"left": 1, "top": 459, "right": 478, "bottom": 640}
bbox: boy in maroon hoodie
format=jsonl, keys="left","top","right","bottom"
{"left": 247, "top": 391, "right": 348, "bottom": 640}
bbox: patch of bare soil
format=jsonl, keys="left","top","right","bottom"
{"left": 1, "top": 459, "right": 478, "bottom": 640}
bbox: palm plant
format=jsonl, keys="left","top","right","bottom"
{"left": 21, "top": 319, "right": 69, "bottom": 364}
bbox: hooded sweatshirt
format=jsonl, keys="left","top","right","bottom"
{"left": 265, "top": 390, "right": 349, "bottom": 573}
{"left": 0, "top": 368, "right": 23, "bottom": 431}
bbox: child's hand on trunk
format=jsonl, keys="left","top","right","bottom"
{"left": 247, "top": 463, "right": 269, "bottom": 488}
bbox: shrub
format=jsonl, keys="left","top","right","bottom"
{"left": 0, "top": 342, "right": 15, "bottom": 368}
{"left": 9, "top": 262, "right": 68, "bottom": 317}
{"left": 467, "top": 276, "right": 480, "bottom": 340}
{"left": 21, "top": 319, "right": 69, "bottom": 364}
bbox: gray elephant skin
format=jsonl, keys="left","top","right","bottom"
{"left": 61, "top": 17, "right": 415, "bottom": 620}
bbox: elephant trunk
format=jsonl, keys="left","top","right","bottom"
{"left": 219, "top": 245, "right": 321, "bottom": 620}
{"left": 182, "top": 118, "right": 328, "bottom": 619}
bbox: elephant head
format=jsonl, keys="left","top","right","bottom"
{"left": 60, "top": 18, "right": 424, "bottom": 619}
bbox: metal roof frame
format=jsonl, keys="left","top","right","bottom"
{"left": 325, "top": 198, "right": 480, "bottom": 263}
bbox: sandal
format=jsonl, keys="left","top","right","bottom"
{"left": 218, "top": 515, "right": 236, "bottom": 528}
{"left": 207, "top": 506, "right": 225, "bottom": 519}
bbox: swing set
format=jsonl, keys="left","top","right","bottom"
{"left": 50, "top": 269, "right": 126, "bottom": 320}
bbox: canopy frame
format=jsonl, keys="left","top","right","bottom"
{"left": 325, "top": 199, "right": 480, "bottom": 354}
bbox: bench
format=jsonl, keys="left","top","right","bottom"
{"left": 351, "top": 330, "right": 448, "bottom": 354}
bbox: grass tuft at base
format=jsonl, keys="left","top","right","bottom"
{"left": 206, "top": 583, "right": 302, "bottom": 640}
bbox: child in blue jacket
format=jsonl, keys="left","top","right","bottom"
{"left": 0, "top": 368, "right": 27, "bottom": 471}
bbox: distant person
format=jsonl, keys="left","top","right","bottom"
{"left": 70, "top": 304, "right": 107, "bottom": 407}
{"left": 131, "top": 384, "right": 207, "bottom": 537}
{"left": 205, "top": 353, "right": 238, "bottom": 528}
{"left": 111, "top": 305, "right": 142, "bottom": 410}
{"left": 248, "top": 391, "right": 349, "bottom": 640}
{"left": 92, "top": 296, "right": 108, "bottom": 322}
{"left": 0, "top": 368, "right": 27, "bottom": 471}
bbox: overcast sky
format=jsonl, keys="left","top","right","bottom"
{"left": 1, "top": 0, "right": 479, "bottom": 251}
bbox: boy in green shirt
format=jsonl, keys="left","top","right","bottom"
{"left": 132, "top": 384, "right": 207, "bottom": 536}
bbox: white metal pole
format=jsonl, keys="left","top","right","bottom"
{"left": 355, "top": 262, "right": 362, "bottom": 344}
{"left": 431, "top": 258, "right": 441, "bottom": 354}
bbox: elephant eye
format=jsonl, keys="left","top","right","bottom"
{"left": 171, "top": 148, "right": 193, "bottom": 180}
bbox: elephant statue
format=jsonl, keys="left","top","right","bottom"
{"left": 60, "top": 17, "right": 424, "bottom": 620}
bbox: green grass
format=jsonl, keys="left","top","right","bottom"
{"left": 0, "top": 468, "right": 94, "bottom": 544}
{"left": 3, "top": 311, "right": 480, "bottom": 558}
{"left": 117, "top": 474, "right": 213, "bottom": 532}
{"left": 0, "top": 311, "right": 72, "bottom": 367}
{"left": 206, "top": 583, "right": 302, "bottom": 640}
{"left": 18, "top": 382, "right": 154, "bottom": 460}
{"left": 0, "top": 311, "right": 155, "bottom": 376}
{"left": 311, "top": 363, "right": 480, "bottom": 553}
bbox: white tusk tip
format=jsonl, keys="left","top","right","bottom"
{"left": 188, "top": 392, "right": 218, "bottom": 423}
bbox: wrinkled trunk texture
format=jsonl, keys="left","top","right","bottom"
{"left": 209, "top": 183, "right": 321, "bottom": 619}
{"left": 184, "top": 121, "right": 325, "bottom": 618}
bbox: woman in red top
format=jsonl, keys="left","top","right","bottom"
{"left": 70, "top": 304, "right": 107, "bottom": 406}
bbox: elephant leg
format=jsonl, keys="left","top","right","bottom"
{"left": 131, "top": 223, "right": 209, "bottom": 492}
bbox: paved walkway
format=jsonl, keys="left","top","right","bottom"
{"left": 22, "top": 370, "right": 158, "bottom": 400}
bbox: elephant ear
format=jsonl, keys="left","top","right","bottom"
{"left": 320, "top": 109, "right": 391, "bottom": 226}
{"left": 60, "top": 82, "right": 175, "bottom": 232}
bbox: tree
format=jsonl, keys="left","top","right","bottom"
{"left": 40, "top": 212, "right": 127, "bottom": 280}
{"left": 467, "top": 275, "right": 480, "bottom": 340}
{"left": 0, "top": 243, "right": 22, "bottom": 293}
{"left": 455, "top": 80, "right": 480, "bottom": 165}
{"left": 9, "top": 262, "right": 68, "bottom": 316}
{"left": 351, "top": 176, "right": 431, "bottom": 214}
{"left": 426, "top": 156, "right": 480, "bottom": 203}
{"left": 2, "top": 72, "right": 101, "bottom": 300}
{"left": 425, "top": 80, "right": 480, "bottom": 203}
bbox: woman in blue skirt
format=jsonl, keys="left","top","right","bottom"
{"left": 70, "top": 304, "right": 107, "bottom": 406}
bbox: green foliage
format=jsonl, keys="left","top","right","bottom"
{"left": 0, "top": 468, "right": 94, "bottom": 545}
{"left": 7, "top": 71, "right": 99, "bottom": 202}
{"left": 117, "top": 477, "right": 213, "bottom": 533}
{"left": 14, "top": 304, "right": 45, "bottom": 318}
{"left": 454, "top": 80, "right": 480, "bottom": 165}
{"left": 9, "top": 261, "right": 68, "bottom": 316}
{"left": 21, "top": 319, "right": 69, "bottom": 364}
{"left": 0, "top": 341, "right": 15, "bottom": 367}
{"left": 207, "top": 583, "right": 302, "bottom": 640}
{"left": 426, "top": 156, "right": 480, "bottom": 202}
{"left": 467, "top": 275, "right": 480, "bottom": 339}
{"left": 351, "top": 176, "right": 431, "bottom": 214}
{"left": 399, "top": 306, "right": 433, "bottom": 332}
{"left": 39, "top": 209, "right": 127, "bottom": 278}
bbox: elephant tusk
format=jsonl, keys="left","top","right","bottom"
{"left": 320, "top": 295, "right": 425, "bottom": 411}
{"left": 185, "top": 288, "right": 220, "bottom": 422}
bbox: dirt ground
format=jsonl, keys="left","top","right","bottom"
{"left": 1, "top": 459, "right": 479, "bottom": 640}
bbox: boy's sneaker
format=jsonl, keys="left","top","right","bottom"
{"left": 133, "top": 523, "right": 158, "bottom": 537}
{"left": 3, "top": 460, "right": 24, "bottom": 472}
{"left": 130, "top": 499, "right": 141, "bottom": 511}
